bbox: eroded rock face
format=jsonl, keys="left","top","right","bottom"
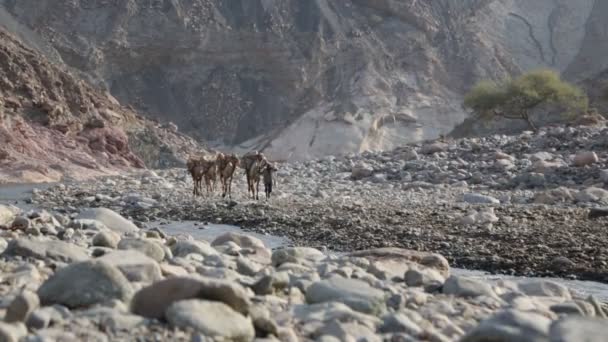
{"left": 2, "top": 0, "right": 604, "bottom": 159}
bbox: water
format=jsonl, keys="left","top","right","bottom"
{"left": 0, "top": 183, "right": 56, "bottom": 210}
{"left": 151, "top": 221, "right": 290, "bottom": 250}
{"left": 453, "top": 268, "right": 608, "bottom": 302}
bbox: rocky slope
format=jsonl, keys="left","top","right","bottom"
{"left": 1, "top": 0, "right": 605, "bottom": 160}
{"left": 0, "top": 28, "right": 205, "bottom": 183}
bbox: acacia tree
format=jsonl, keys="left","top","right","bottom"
{"left": 464, "top": 70, "right": 588, "bottom": 131}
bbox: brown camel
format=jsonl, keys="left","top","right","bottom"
{"left": 218, "top": 153, "right": 239, "bottom": 199}
{"left": 241, "top": 151, "right": 267, "bottom": 199}
{"left": 187, "top": 157, "right": 205, "bottom": 196}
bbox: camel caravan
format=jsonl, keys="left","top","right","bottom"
{"left": 186, "top": 151, "right": 277, "bottom": 200}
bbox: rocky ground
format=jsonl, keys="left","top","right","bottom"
{"left": 0, "top": 199, "right": 607, "bottom": 341}
{"left": 0, "top": 125, "right": 608, "bottom": 340}
{"left": 28, "top": 123, "right": 608, "bottom": 284}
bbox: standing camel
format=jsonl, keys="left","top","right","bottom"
{"left": 187, "top": 157, "right": 205, "bottom": 196}
{"left": 202, "top": 159, "right": 218, "bottom": 195}
{"left": 218, "top": 154, "right": 240, "bottom": 199}
{"left": 241, "top": 151, "right": 266, "bottom": 199}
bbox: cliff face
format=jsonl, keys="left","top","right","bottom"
{"left": 1, "top": 0, "right": 603, "bottom": 160}
{"left": 0, "top": 27, "right": 202, "bottom": 183}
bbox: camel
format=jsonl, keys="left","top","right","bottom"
{"left": 187, "top": 157, "right": 205, "bottom": 196}
{"left": 241, "top": 151, "right": 267, "bottom": 199}
{"left": 218, "top": 153, "right": 239, "bottom": 199}
{"left": 202, "top": 159, "right": 218, "bottom": 195}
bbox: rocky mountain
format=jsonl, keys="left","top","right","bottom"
{"left": 0, "top": 0, "right": 606, "bottom": 160}
{"left": 0, "top": 27, "right": 203, "bottom": 183}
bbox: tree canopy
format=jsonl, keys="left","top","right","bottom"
{"left": 464, "top": 70, "right": 588, "bottom": 131}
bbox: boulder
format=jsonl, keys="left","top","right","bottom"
{"left": 166, "top": 300, "right": 254, "bottom": 342}
{"left": 10, "top": 216, "right": 30, "bottom": 230}
{"left": 171, "top": 240, "right": 218, "bottom": 258}
{"left": 305, "top": 276, "right": 386, "bottom": 314}
{"left": 549, "top": 316, "right": 608, "bottom": 342}
{"left": 380, "top": 313, "right": 423, "bottom": 335}
{"left": 517, "top": 280, "right": 571, "bottom": 300}
{"left": 211, "top": 232, "right": 271, "bottom": 264}
{"left": 118, "top": 238, "right": 165, "bottom": 262}
{"left": 404, "top": 268, "right": 445, "bottom": 290}
{"left": 420, "top": 142, "right": 448, "bottom": 155}
{"left": 131, "top": 276, "right": 250, "bottom": 319}
{"left": 575, "top": 187, "right": 608, "bottom": 203}
{"left": 38, "top": 260, "right": 133, "bottom": 308}
{"left": 272, "top": 247, "right": 325, "bottom": 267}
{"left": 75, "top": 208, "right": 138, "bottom": 234}
{"left": 2, "top": 238, "right": 88, "bottom": 263}
{"left": 349, "top": 248, "right": 450, "bottom": 278}
{"left": 461, "top": 310, "right": 551, "bottom": 342}
{"left": 5, "top": 290, "right": 39, "bottom": 323}
{"left": 600, "top": 169, "right": 608, "bottom": 183}
{"left": 573, "top": 151, "right": 599, "bottom": 167}
{"left": 0, "top": 204, "right": 19, "bottom": 227}
{"left": 92, "top": 231, "right": 121, "bottom": 248}
{"left": 443, "top": 276, "right": 496, "bottom": 298}
{"left": 97, "top": 250, "right": 162, "bottom": 283}
{"left": 588, "top": 208, "right": 608, "bottom": 220}
{"left": 462, "top": 193, "right": 500, "bottom": 204}
{"left": 351, "top": 163, "right": 374, "bottom": 180}
{"left": 0, "top": 322, "right": 27, "bottom": 342}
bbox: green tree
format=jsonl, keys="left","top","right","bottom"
{"left": 464, "top": 70, "right": 588, "bottom": 131}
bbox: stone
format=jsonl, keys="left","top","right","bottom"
{"left": 531, "top": 159, "right": 566, "bottom": 174}
{"left": 573, "top": 151, "right": 599, "bottom": 167}
{"left": 404, "top": 268, "right": 445, "bottom": 290}
{"left": 443, "top": 276, "right": 496, "bottom": 298}
{"left": 459, "top": 207, "right": 499, "bottom": 225}
{"left": 0, "top": 322, "right": 27, "bottom": 342}
{"left": 349, "top": 248, "right": 450, "bottom": 278}
{"left": 75, "top": 208, "right": 139, "bottom": 233}
{"left": 462, "top": 193, "right": 500, "bottom": 204}
{"left": 461, "top": 310, "right": 551, "bottom": 342}
{"left": 351, "top": 163, "right": 374, "bottom": 180}
{"left": 575, "top": 187, "right": 608, "bottom": 203}
{"left": 316, "top": 320, "right": 380, "bottom": 342}
{"left": 38, "top": 260, "right": 133, "bottom": 308}
{"left": 118, "top": 238, "right": 165, "bottom": 262}
{"left": 10, "top": 216, "right": 30, "bottom": 230}
{"left": 131, "top": 276, "right": 251, "bottom": 319}
{"left": 26, "top": 305, "right": 71, "bottom": 330}
{"left": 588, "top": 208, "right": 608, "bottom": 220}
{"left": 305, "top": 276, "right": 386, "bottom": 314}
{"left": 272, "top": 247, "right": 325, "bottom": 267}
{"left": 171, "top": 239, "right": 218, "bottom": 258}
{"left": 5, "top": 290, "right": 39, "bottom": 323}
{"left": 549, "top": 316, "right": 608, "bottom": 342}
{"left": 380, "top": 313, "right": 423, "bottom": 336}
{"left": 250, "top": 305, "right": 279, "bottom": 336}
{"left": 212, "top": 232, "right": 271, "bottom": 264}
{"left": 97, "top": 250, "right": 162, "bottom": 283}
{"left": 92, "top": 231, "right": 120, "bottom": 248}
{"left": 421, "top": 142, "right": 448, "bottom": 155}
{"left": 517, "top": 280, "right": 571, "bottom": 299}
{"left": 534, "top": 187, "right": 574, "bottom": 205}
{"left": 2, "top": 238, "right": 88, "bottom": 263}
{"left": 0, "top": 204, "right": 18, "bottom": 227}
{"left": 600, "top": 169, "right": 608, "bottom": 183}
{"left": 166, "top": 300, "right": 255, "bottom": 342}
